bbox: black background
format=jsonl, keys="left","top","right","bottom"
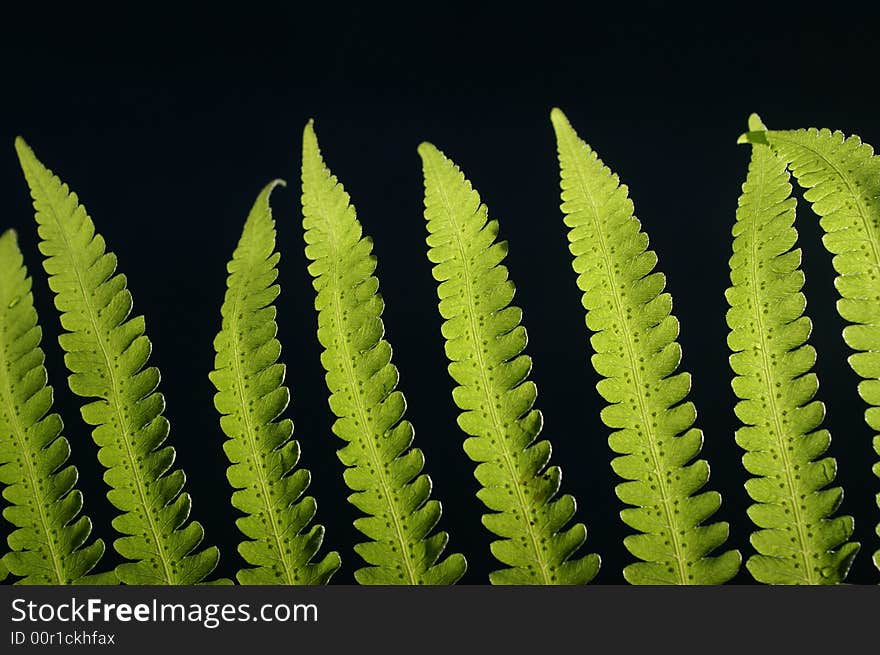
{"left": 1, "top": 2, "right": 879, "bottom": 584}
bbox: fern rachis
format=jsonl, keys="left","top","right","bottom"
{"left": 551, "top": 108, "right": 740, "bottom": 584}
{"left": 0, "top": 229, "right": 110, "bottom": 584}
{"left": 15, "top": 139, "right": 220, "bottom": 584}
{"left": 210, "top": 180, "right": 341, "bottom": 584}
{"left": 419, "top": 141, "right": 600, "bottom": 585}
{"left": 728, "top": 120, "right": 858, "bottom": 583}
{"left": 301, "top": 121, "right": 466, "bottom": 584}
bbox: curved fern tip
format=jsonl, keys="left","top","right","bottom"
{"left": 747, "top": 113, "right": 767, "bottom": 131}
{"left": 737, "top": 130, "right": 769, "bottom": 146}
{"left": 738, "top": 115, "right": 769, "bottom": 145}
{"left": 0, "top": 228, "right": 17, "bottom": 244}
{"left": 254, "top": 178, "right": 286, "bottom": 209}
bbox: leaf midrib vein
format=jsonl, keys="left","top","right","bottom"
{"left": 225, "top": 233, "right": 297, "bottom": 583}
{"left": 743, "top": 159, "right": 815, "bottom": 583}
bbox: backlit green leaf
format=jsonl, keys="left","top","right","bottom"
{"left": 302, "top": 122, "right": 466, "bottom": 584}
{"left": 727, "top": 135, "right": 858, "bottom": 583}
{"left": 15, "top": 139, "right": 219, "bottom": 584}
{"left": 210, "top": 180, "right": 341, "bottom": 585}
{"left": 552, "top": 108, "right": 740, "bottom": 584}
{"left": 419, "top": 141, "right": 600, "bottom": 584}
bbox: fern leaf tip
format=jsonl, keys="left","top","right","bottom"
{"left": 747, "top": 113, "right": 767, "bottom": 132}
{"left": 549, "top": 106, "right": 569, "bottom": 127}
{"left": 302, "top": 121, "right": 324, "bottom": 163}
{"left": 252, "top": 178, "right": 286, "bottom": 213}
{"left": 0, "top": 228, "right": 17, "bottom": 245}
{"left": 13, "top": 136, "right": 37, "bottom": 168}
{"left": 417, "top": 141, "right": 439, "bottom": 160}
{"left": 737, "top": 130, "right": 768, "bottom": 146}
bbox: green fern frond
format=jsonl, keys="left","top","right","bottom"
{"left": 209, "top": 180, "right": 341, "bottom": 585}
{"left": 301, "top": 122, "right": 466, "bottom": 585}
{"left": 0, "top": 229, "right": 111, "bottom": 584}
{"left": 551, "top": 108, "right": 740, "bottom": 584}
{"left": 0, "top": 556, "right": 7, "bottom": 581}
{"left": 727, "top": 136, "right": 859, "bottom": 583}
{"left": 15, "top": 138, "right": 220, "bottom": 585}
{"left": 418, "top": 141, "right": 600, "bottom": 585}
{"left": 741, "top": 119, "right": 880, "bottom": 571}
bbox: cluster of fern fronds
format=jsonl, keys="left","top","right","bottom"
{"left": 1, "top": 109, "right": 878, "bottom": 585}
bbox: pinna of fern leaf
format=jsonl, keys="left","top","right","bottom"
{"left": 0, "top": 228, "right": 112, "bottom": 584}
{"left": 728, "top": 116, "right": 858, "bottom": 583}
{"left": 741, "top": 117, "right": 880, "bottom": 572}
{"left": 15, "top": 139, "right": 220, "bottom": 585}
{"left": 301, "top": 121, "right": 467, "bottom": 585}
{"left": 210, "top": 179, "right": 341, "bottom": 585}
{"left": 551, "top": 107, "right": 740, "bottom": 584}
{"left": 418, "top": 140, "right": 600, "bottom": 585}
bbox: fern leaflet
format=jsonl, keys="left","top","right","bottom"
{"left": 728, "top": 122, "right": 859, "bottom": 583}
{"left": 15, "top": 138, "right": 220, "bottom": 584}
{"left": 418, "top": 141, "right": 600, "bottom": 584}
{"left": 209, "top": 180, "right": 341, "bottom": 584}
{"left": 0, "top": 229, "right": 111, "bottom": 584}
{"left": 741, "top": 119, "right": 880, "bottom": 571}
{"left": 551, "top": 108, "right": 740, "bottom": 584}
{"left": 301, "top": 122, "right": 466, "bottom": 584}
